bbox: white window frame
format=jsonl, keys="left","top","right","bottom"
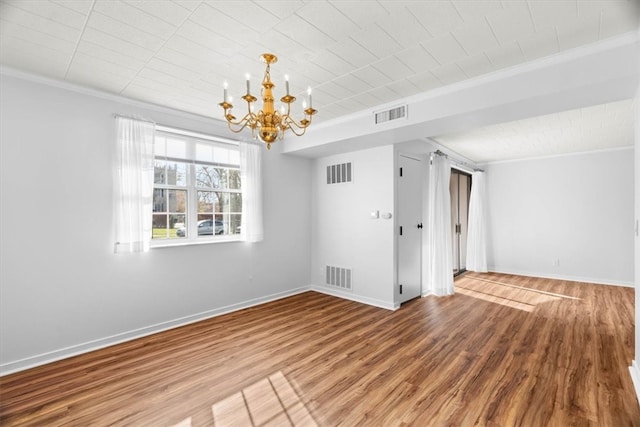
{"left": 151, "top": 126, "right": 242, "bottom": 248}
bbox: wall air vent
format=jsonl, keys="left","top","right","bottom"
{"left": 374, "top": 105, "right": 407, "bottom": 124}
{"left": 326, "top": 162, "right": 352, "bottom": 184}
{"left": 325, "top": 266, "right": 352, "bottom": 291}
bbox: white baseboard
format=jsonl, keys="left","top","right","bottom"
{"left": 629, "top": 361, "right": 640, "bottom": 405}
{"left": 310, "top": 285, "right": 399, "bottom": 311}
{"left": 0, "top": 286, "right": 311, "bottom": 377}
{"left": 487, "top": 267, "right": 634, "bottom": 288}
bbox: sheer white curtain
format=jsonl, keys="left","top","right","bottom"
{"left": 466, "top": 171, "right": 488, "bottom": 272}
{"left": 240, "top": 141, "right": 264, "bottom": 242}
{"left": 114, "top": 116, "right": 155, "bottom": 253}
{"left": 423, "top": 154, "right": 454, "bottom": 296}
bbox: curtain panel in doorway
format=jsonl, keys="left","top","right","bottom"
{"left": 466, "top": 171, "right": 488, "bottom": 272}
{"left": 424, "top": 154, "right": 454, "bottom": 296}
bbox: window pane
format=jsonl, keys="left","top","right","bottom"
{"left": 216, "top": 192, "right": 230, "bottom": 213}
{"left": 216, "top": 168, "right": 229, "bottom": 188}
{"left": 166, "top": 138, "right": 186, "bottom": 158}
{"left": 197, "top": 213, "right": 213, "bottom": 222}
{"left": 154, "top": 161, "right": 166, "bottom": 184}
{"left": 155, "top": 136, "right": 167, "bottom": 157}
{"left": 196, "top": 215, "right": 215, "bottom": 237}
{"left": 229, "top": 150, "right": 240, "bottom": 165}
{"left": 216, "top": 213, "right": 228, "bottom": 235}
{"left": 230, "top": 193, "right": 242, "bottom": 213}
{"left": 229, "top": 214, "right": 241, "bottom": 234}
{"left": 168, "top": 190, "right": 187, "bottom": 213}
{"left": 213, "top": 147, "right": 230, "bottom": 164}
{"left": 195, "top": 143, "right": 213, "bottom": 162}
{"left": 197, "top": 191, "right": 216, "bottom": 213}
{"left": 166, "top": 162, "right": 187, "bottom": 186}
{"left": 153, "top": 189, "right": 166, "bottom": 212}
{"left": 171, "top": 214, "right": 186, "bottom": 238}
{"left": 195, "top": 165, "right": 221, "bottom": 188}
{"left": 228, "top": 169, "right": 241, "bottom": 190}
{"left": 152, "top": 214, "right": 168, "bottom": 239}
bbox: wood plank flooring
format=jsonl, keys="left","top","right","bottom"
{"left": 1, "top": 273, "right": 638, "bottom": 426}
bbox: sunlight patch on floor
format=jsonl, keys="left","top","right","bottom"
{"left": 464, "top": 275, "right": 581, "bottom": 300}
{"left": 211, "top": 371, "right": 317, "bottom": 426}
{"left": 456, "top": 286, "right": 537, "bottom": 312}
{"left": 170, "top": 417, "right": 192, "bottom": 427}
{"left": 456, "top": 274, "right": 578, "bottom": 312}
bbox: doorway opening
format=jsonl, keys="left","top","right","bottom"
{"left": 450, "top": 169, "right": 471, "bottom": 277}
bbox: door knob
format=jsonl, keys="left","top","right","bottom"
{"left": 417, "top": 223, "right": 423, "bottom": 229}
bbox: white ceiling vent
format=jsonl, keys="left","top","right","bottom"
{"left": 375, "top": 105, "right": 407, "bottom": 125}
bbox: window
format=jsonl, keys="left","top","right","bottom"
{"left": 152, "top": 127, "right": 241, "bottom": 244}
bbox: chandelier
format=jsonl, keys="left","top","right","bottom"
{"left": 218, "top": 53, "right": 318, "bottom": 149}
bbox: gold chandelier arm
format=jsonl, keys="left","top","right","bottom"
{"left": 283, "top": 114, "right": 312, "bottom": 129}
{"left": 225, "top": 112, "right": 255, "bottom": 133}
{"left": 286, "top": 123, "right": 307, "bottom": 136}
{"left": 279, "top": 116, "right": 308, "bottom": 136}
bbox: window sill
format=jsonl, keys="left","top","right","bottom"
{"left": 151, "top": 236, "right": 243, "bottom": 249}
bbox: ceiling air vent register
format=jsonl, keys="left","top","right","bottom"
{"left": 375, "top": 105, "right": 407, "bottom": 125}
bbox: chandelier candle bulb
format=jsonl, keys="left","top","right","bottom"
{"left": 285, "top": 75, "right": 290, "bottom": 95}
{"left": 245, "top": 74, "right": 250, "bottom": 95}
{"left": 223, "top": 81, "right": 228, "bottom": 102}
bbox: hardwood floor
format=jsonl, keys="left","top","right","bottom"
{"left": 1, "top": 273, "right": 638, "bottom": 426}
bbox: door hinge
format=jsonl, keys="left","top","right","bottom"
{"left": 400, "top": 284, "right": 403, "bottom": 294}
{"left": 399, "top": 226, "right": 403, "bottom": 236}
{"left": 417, "top": 223, "right": 423, "bottom": 229}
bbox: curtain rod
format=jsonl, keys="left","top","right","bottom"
{"left": 430, "top": 150, "right": 484, "bottom": 173}
{"left": 113, "top": 113, "right": 155, "bottom": 125}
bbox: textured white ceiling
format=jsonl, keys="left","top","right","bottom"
{"left": 0, "top": 0, "right": 638, "bottom": 160}
{"left": 432, "top": 98, "right": 636, "bottom": 163}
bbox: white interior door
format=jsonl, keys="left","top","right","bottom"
{"left": 397, "top": 154, "right": 422, "bottom": 303}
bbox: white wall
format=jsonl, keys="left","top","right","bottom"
{"left": 486, "top": 148, "right": 635, "bottom": 285}
{"left": 310, "top": 145, "right": 396, "bottom": 309}
{"left": 0, "top": 73, "right": 312, "bottom": 374}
